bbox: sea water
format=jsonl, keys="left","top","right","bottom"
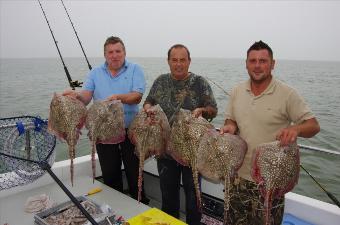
{"left": 0, "top": 57, "right": 339, "bottom": 204}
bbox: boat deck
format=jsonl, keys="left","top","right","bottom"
{"left": 0, "top": 175, "right": 150, "bottom": 225}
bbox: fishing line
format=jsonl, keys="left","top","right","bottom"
{"left": 60, "top": 0, "right": 92, "bottom": 70}
{"left": 300, "top": 164, "right": 340, "bottom": 208}
{"left": 37, "top": 0, "right": 82, "bottom": 90}
{"left": 204, "top": 76, "right": 230, "bottom": 96}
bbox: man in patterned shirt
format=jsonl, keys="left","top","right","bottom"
{"left": 143, "top": 44, "right": 217, "bottom": 225}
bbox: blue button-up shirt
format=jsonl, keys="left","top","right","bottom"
{"left": 83, "top": 60, "right": 146, "bottom": 127}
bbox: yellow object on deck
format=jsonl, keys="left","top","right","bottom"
{"left": 128, "top": 208, "right": 187, "bottom": 225}
{"left": 85, "top": 187, "right": 102, "bottom": 196}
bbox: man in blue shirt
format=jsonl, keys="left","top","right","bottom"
{"left": 64, "top": 36, "right": 149, "bottom": 204}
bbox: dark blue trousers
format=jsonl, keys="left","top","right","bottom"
{"left": 157, "top": 157, "right": 202, "bottom": 225}
{"left": 96, "top": 134, "right": 148, "bottom": 204}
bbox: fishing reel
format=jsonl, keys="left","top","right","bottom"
{"left": 70, "top": 80, "right": 83, "bottom": 89}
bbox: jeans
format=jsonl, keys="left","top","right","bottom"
{"left": 96, "top": 133, "right": 149, "bottom": 204}
{"left": 157, "top": 157, "right": 202, "bottom": 225}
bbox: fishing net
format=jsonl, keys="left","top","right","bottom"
{"left": 0, "top": 116, "right": 56, "bottom": 190}
{"left": 0, "top": 115, "right": 100, "bottom": 224}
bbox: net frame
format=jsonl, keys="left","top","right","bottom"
{"left": 0, "top": 115, "right": 99, "bottom": 224}
{"left": 0, "top": 116, "right": 56, "bottom": 190}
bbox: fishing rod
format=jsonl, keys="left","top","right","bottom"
{"left": 37, "top": 0, "right": 82, "bottom": 90}
{"left": 300, "top": 164, "right": 340, "bottom": 208}
{"left": 60, "top": 0, "right": 92, "bottom": 70}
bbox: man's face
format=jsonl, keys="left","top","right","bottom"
{"left": 104, "top": 42, "right": 126, "bottom": 71}
{"left": 246, "top": 49, "right": 275, "bottom": 83}
{"left": 168, "top": 47, "right": 191, "bottom": 80}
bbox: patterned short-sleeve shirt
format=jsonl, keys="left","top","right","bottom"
{"left": 145, "top": 72, "right": 217, "bottom": 123}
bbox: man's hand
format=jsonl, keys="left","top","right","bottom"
{"left": 106, "top": 94, "right": 119, "bottom": 101}
{"left": 192, "top": 107, "right": 205, "bottom": 118}
{"left": 219, "top": 124, "right": 237, "bottom": 135}
{"left": 143, "top": 103, "right": 152, "bottom": 111}
{"left": 62, "top": 89, "right": 78, "bottom": 99}
{"left": 219, "top": 119, "right": 238, "bottom": 135}
{"left": 276, "top": 127, "right": 298, "bottom": 146}
{"left": 143, "top": 103, "right": 155, "bottom": 117}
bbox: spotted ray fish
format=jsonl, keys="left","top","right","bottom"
{"left": 168, "top": 109, "right": 214, "bottom": 208}
{"left": 85, "top": 100, "right": 125, "bottom": 182}
{"left": 128, "top": 104, "right": 170, "bottom": 202}
{"left": 48, "top": 93, "right": 87, "bottom": 185}
{"left": 197, "top": 130, "right": 247, "bottom": 224}
{"left": 251, "top": 141, "right": 300, "bottom": 225}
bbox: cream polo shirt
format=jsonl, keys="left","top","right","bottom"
{"left": 225, "top": 77, "right": 314, "bottom": 181}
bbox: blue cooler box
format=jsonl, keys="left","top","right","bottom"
{"left": 282, "top": 213, "right": 316, "bottom": 225}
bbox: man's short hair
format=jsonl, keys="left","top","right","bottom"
{"left": 247, "top": 40, "right": 273, "bottom": 59}
{"left": 167, "top": 44, "right": 191, "bottom": 60}
{"left": 104, "top": 36, "right": 125, "bottom": 52}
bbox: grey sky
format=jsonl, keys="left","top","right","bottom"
{"left": 1, "top": 0, "right": 339, "bottom": 61}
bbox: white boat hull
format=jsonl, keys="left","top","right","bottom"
{"left": 1, "top": 155, "right": 339, "bottom": 225}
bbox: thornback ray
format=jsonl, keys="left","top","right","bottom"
{"left": 128, "top": 104, "right": 170, "bottom": 202}
{"left": 251, "top": 141, "right": 300, "bottom": 225}
{"left": 48, "top": 93, "right": 87, "bottom": 186}
{"left": 197, "top": 130, "right": 247, "bottom": 224}
{"left": 168, "top": 109, "right": 214, "bottom": 209}
{"left": 85, "top": 100, "right": 125, "bottom": 183}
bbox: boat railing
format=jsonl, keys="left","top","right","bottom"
{"left": 298, "top": 144, "right": 340, "bottom": 156}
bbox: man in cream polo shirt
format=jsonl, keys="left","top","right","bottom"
{"left": 220, "top": 40, "right": 320, "bottom": 225}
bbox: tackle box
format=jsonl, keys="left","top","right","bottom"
{"left": 34, "top": 196, "right": 102, "bottom": 225}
